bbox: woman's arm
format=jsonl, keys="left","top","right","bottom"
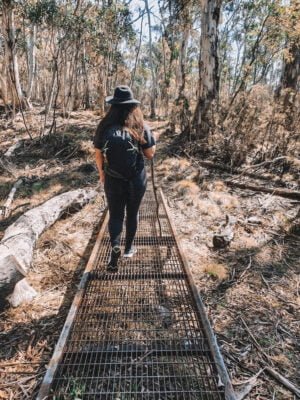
{"left": 142, "top": 145, "right": 156, "bottom": 160}
{"left": 95, "top": 148, "right": 105, "bottom": 183}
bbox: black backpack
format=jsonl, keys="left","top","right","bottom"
{"left": 102, "top": 128, "right": 142, "bottom": 180}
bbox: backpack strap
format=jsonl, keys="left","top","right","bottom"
{"left": 104, "top": 164, "right": 129, "bottom": 181}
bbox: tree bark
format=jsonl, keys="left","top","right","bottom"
{"left": 278, "top": 0, "right": 300, "bottom": 93}
{"left": 42, "top": 48, "right": 59, "bottom": 136}
{"left": 280, "top": 42, "right": 300, "bottom": 92}
{"left": 144, "top": 0, "right": 156, "bottom": 118}
{"left": 130, "top": 12, "right": 144, "bottom": 88}
{"left": 0, "top": 178, "right": 23, "bottom": 220}
{"left": 82, "top": 41, "right": 91, "bottom": 109}
{"left": 0, "top": 188, "right": 97, "bottom": 307}
{"left": 70, "top": 43, "right": 80, "bottom": 111}
{"left": 1, "top": 0, "right": 30, "bottom": 110}
{"left": 192, "top": 0, "right": 222, "bottom": 138}
{"left": 27, "top": 24, "right": 37, "bottom": 100}
{"left": 175, "top": 13, "right": 192, "bottom": 135}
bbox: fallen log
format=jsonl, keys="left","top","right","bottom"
{"left": 0, "top": 178, "right": 23, "bottom": 220}
{"left": 225, "top": 180, "right": 300, "bottom": 200}
{"left": 0, "top": 188, "right": 97, "bottom": 307}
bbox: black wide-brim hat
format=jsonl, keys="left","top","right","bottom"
{"left": 105, "top": 85, "right": 140, "bottom": 105}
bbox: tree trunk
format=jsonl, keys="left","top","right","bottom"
{"left": 278, "top": 0, "right": 300, "bottom": 93}
{"left": 176, "top": 16, "right": 191, "bottom": 135}
{"left": 70, "top": 44, "right": 80, "bottom": 111}
{"left": 192, "top": 0, "right": 222, "bottom": 138}
{"left": 82, "top": 41, "right": 91, "bottom": 109}
{"left": 130, "top": 12, "right": 144, "bottom": 88}
{"left": 144, "top": 0, "right": 156, "bottom": 118}
{"left": 0, "top": 74, "right": 9, "bottom": 112}
{"left": 281, "top": 42, "right": 300, "bottom": 91}
{"left": 27, "top": 24, "right": 37, "bottom": 100}
{"left": 2, "top": 0, "right": 30, "bottom": 110}
{"left": 42, "top": 50, "right": 58, "bottom": 136}
{"left": 0, "top": 188, "right": 97, "bottom": 307}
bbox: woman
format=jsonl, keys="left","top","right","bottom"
{"left": 94, "top": 85, "right": 156, "bottom": 272}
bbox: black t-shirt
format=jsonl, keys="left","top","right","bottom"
{"left": 93, "top": 124, "right": 155, "bottom": 179}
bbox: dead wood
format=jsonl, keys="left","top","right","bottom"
{"left": 213, "top": 215, "right": 235, "bottom": 248}
{"left": 240, "top": 317, "right": 271, "bottom": 363}
{"left": 8, "top": 278, "right": 37, "bottom": 308}
{"left": 235, "top": 369, "right": 263, "bottom": 400}
{"left": 0, "top": 178, "right": 23, "bottom": 220}
{"left": 235, "top": 320, "right": 300, "bottom": 396}
{"left": 264, "top": 367, "right": 300, "bottom": 398}
{"left": 183, "top": 153, "right": 286, "bottom": 185}
{"left": 0, "top": 188, "right": 97, "bottom": 307}
{"left": 225, "top": 180, "right": 300, "bottom": 200}
{"left": 4, "top": 140, "right": 23, "bottom": 157}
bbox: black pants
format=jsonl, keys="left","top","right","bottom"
{"left": 104, "top": 169, "right": 147, "bottom": 251}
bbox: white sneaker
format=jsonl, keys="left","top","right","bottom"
{"left": 123, "top": 247, "right": 137, "bottom": 258}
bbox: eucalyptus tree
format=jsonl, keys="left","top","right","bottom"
{"left": 278, "top": 0, "right": 300, "bottom": 92}
{"left": 192, "top": 0, "right": 222, "bottom": 138}
{"left": 144, "top": 0, "right": 156, "bottom": 118}
{"left": 1, "top": 0, "right": 31, "bottom": 111}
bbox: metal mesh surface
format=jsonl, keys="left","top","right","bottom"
{"left": 45, "top": 189, "right": 225, "bottom": 399}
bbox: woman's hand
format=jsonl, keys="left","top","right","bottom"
{"left": 142, "top": 145, "right": 156, "bottom": 160}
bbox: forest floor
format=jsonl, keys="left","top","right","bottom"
{"left": 0, "top": 109, "right": 299, "bottom": 399}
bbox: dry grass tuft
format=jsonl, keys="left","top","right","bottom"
{"left": 174, "top": 180, "right": 199, "bottom": 196}
{"left": 209, "top": 180, "right": 227, "bottom": 192}
{"left": 232, "top": 235, "right": 259, "bottom": 250}
{"left": 208, "top": 191, "right": 240, "bottom": 210}
{"left": 203, "top": 263, "right": 229, "bottom": 281}
{"left": 254, "top": 244, "right": 283, "bottom": 265}
{"left": 80, "top": 140, "right": 95, "bottom": 156}
{"left": 195, "top": 199, "right": 222, "bottom": 218}
{"left": 156, "top": 158, "right": 194, "bottom": 181}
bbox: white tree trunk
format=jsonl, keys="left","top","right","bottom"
{"left": 144, "top": 0, "right": 156, "bottom": 118}
{"left": 27, "top": 24, "right": 37, "bottom": 99}
{"left": 2, "top": 0, "right": 29, "bottom": 109}
{"left": 0, "top": 188, "right": 97, "bottom": 306}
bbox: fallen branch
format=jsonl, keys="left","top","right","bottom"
{"left": 264, "top": 367, "right": 300, "bottom": 398}
{"left": 235, "top": 369, "right": 264, "bottom": 400}
{"left": 233, "top": 320, "right": 300, "bottom": 397}
{"left": 0, "top": 178, "right": 23, "bottom": 220}
{"left": 182, "top": 152, "right": 286, "bottom": 185}
{"left": 240, "top": 317, "right": 271, "bottom": 363}
{"left": 225, "top": 180, "right": 300, "bottom": 201}
{"left": 242, "top": 156, "right": 289, "bottom": 170}
{"left": 4, "top": 140, "right": 23, "bottom": 158}
{"left": 0, "top": 188, "right": 97, "bottom": 307}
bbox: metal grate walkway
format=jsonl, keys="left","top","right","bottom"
{"left": 37, "top": 189, "right": 235, "bottom": 400}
